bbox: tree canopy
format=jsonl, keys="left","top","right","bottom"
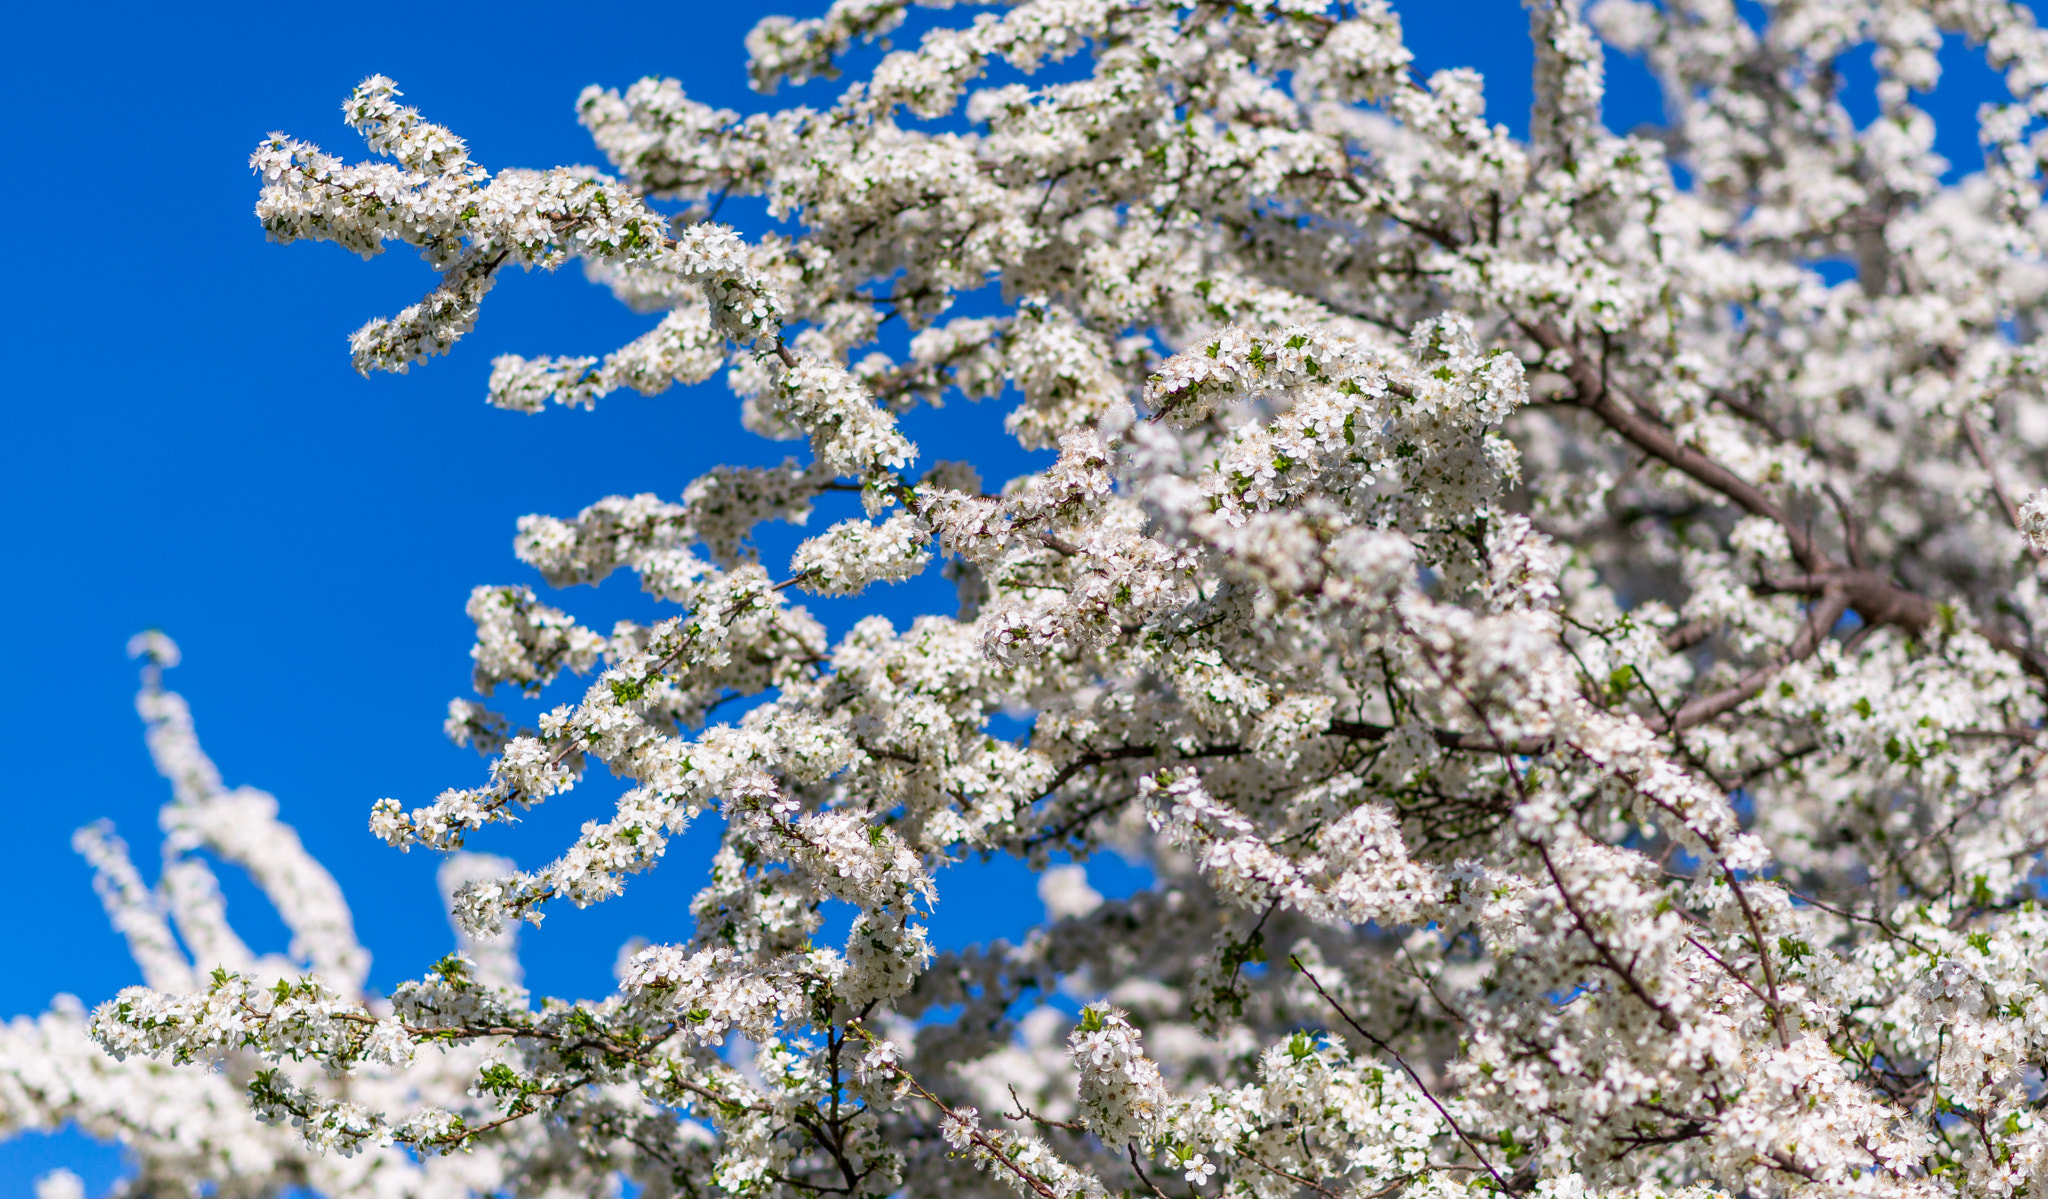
{"left": 11, "top": 2, "right": 2048, "bottom": 1198}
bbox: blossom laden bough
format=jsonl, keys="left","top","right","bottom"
{"left": 13, "top": 1, "right": 2048, "bottom": 1197}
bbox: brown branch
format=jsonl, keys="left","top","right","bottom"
{"left": 1683, "top": 935, "right": 1783, "bottom": 1017}
{"left": 445, "top": 1077, "right": 587, "bottom": 1145}
{"left": 1717, "top": 859, "right": 1794, "bottom": 1048}
{"left": 1328, "top": 719, "right": 1550, "bottom": 754}
{"left": 1650, "top": 586, "right": 1851, "bottom": 734}
{"left": 1821, "top": 483, "right": 1867, "bottom": 570}
{"left": 1004, "top": 1085, "right": 1084, "bottom": 1133}
{"left": 1531, "top": 843, "right": 1684, "bottom": 1035}
{"left": 1661, "top": 621, "right": 1714, "bottom": 653}
{"left": 1025, "top": 716, "right": 1551, "bottom": 847}
{"left": 1291, "top": 957, "right": 1515, "bottom": 1193}
{"left": 1127, "top": 1144, "right": 1187, "bottom": 1199}
{"left": 1238, "top": 1153, "right": 1348, "bottom": 1199}
{"left": 1521, "top": 321, "right": 2048, "bottom": 702}
{"left": 1962, "top": 413, "right": 2043, "bottom": 563}
{"left": 1521, "top": 319, "right": 1938, "bottom": 635}
{"left": 844, "top": 1026, "right": 1065, "bottom": 1199}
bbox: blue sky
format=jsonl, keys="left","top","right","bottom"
{"left": 0, "top": 0, "right": 2016, "bottom": 1191}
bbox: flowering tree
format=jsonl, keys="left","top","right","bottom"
{"left": 10, "top": 0, "right": 2048, "bottom": 1196}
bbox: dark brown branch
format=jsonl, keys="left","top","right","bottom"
{"left": 1026, "top": 718, "right": 1551, "bottom": 847}
{"left": 1521, "top": 318, "right": 1937, "bottom": 635}
{"left": 1292, "top": 957, "right": 1516, "bottom": 1193}
{"left": 1652, "top": 587, "right": 1851, "bottom": 734}
{"left": 1520, "top": 319, "right": 2048, "bottom": 705}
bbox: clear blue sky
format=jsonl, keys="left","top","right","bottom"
{"left": 0, "top": 0, "right": 2012, "bottom": 1191}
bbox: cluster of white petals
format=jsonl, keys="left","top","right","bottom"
{"left": 14, "top": 3, "right": 2048, "bottom": 1199}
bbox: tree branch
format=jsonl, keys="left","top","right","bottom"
{"left": 1292, "top": 957, "right": 1516, "bottom": 1193}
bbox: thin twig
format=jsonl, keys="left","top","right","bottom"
{"left": 1291, "top": 957, "right": 1514, "bottom": 1192}
{"left": 1004, "top": 1085, "right": 1084, "bottom": 1132}
{"left": 1128, "top": 1144, "right": 1184, "bottom": 1199}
